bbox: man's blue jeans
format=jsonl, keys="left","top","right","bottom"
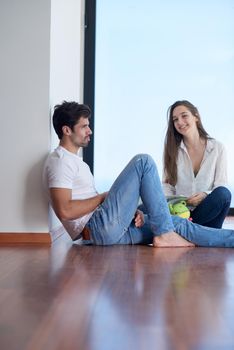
{"left": 86, "top": 154, "right": 234, "bottom": 247}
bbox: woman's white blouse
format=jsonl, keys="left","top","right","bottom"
{"left": 162, "top": 139, "right": 228, "bottom": 197}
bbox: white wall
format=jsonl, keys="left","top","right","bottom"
{"left": 49, "top": 0, "right": 84, "bottom": 231}
{"left": 0, "top": 0, "right": 84, "bottom": 234}
{"left": 0, "top": 0, "right": 51, "bottom": 232}
{"left": 50, "top": 0, "right": 84, "bottom": 150}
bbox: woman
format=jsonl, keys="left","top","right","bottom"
{"left": 163, "top": 100, "right": 231, "bottom": 228}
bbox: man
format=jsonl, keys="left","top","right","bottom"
{"left": 43, "top": 101, "right": 234, "bottom": 247}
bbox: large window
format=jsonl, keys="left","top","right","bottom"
{"left": 85, "top": 0, "right": 234, "bottom": 207}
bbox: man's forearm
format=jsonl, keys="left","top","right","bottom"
{"left": 52, "top": 192, "right": 107, "bottom": 221}
{"left": 68, "top": 193, "right": 107, "bottom": 220}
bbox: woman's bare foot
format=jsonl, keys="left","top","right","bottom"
{"left": 153, "top": 231, "right": 195, "bottom": 248}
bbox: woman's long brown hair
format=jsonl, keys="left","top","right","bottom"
{"left": 163, "top": 100, "right": 210, "bottom": 186}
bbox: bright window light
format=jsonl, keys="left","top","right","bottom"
{"left": 94, "top": 0, "right": 234, "bottom": 206}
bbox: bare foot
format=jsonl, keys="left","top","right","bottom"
{"left": 153, "top": 231, "right": 195, "bottom": 248}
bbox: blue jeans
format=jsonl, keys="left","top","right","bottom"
{"left": 170, "top": 216, "right": 234, "bottom": 247}
{"left": 86, "top": 154, "right": 234, "bottom": 247}
{"left": 190, "top": 186, "right": 231, "bottom": 228}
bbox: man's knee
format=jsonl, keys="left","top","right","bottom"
{"left": 132, "top": 153, "right": 154, "bottom": 165}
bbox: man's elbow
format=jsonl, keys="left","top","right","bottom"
{"left": 54, "top": 206, "right": 73, "bottom": 221}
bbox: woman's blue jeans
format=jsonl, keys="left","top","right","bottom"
{"left": 86, "top": 154, "right": 234, "bottom": 247}
{"left": 190, "top": 186, "right": 231, "bottom": 228}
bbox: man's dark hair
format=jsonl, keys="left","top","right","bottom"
{"left": 52, "top": 101, "right": 91, "bottom": 139}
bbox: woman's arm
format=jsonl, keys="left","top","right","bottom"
{"left": 162, "top": 170, "right": 176, "bottom": 196}
{"left": 186, "top": 192, "right": 207, "bottom": 206}
{"left": 213, "top": 143, "right": 228, "bottom": 188}
{"left": 187, "top": 142, "right": 228, "bottom": 206}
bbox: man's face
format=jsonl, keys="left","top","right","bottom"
{"left": 70, "top": 117, "right": 92, "bottom": 148}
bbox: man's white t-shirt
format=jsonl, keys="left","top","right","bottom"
{"left": 43, "top": 146, "right": 98, "bottom": 240}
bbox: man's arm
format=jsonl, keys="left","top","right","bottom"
{"left": 50, "top": 188, "right": 108, "bottom": 221}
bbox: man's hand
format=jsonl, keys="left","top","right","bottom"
{"left": 186, "top": 192, "right": 207, "bottom": 207}
{"left": 100, "top": 191, "right": 108, "bottom": 203}
{"left": 134, "top": 209, "right": 145, "bottom": 228}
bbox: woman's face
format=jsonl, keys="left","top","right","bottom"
{"left": 172, "top": 105, "right": 198, "bottom": 137}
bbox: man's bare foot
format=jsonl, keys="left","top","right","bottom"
{"left": 153, "top": 231, "right": 195, "bottom": 248}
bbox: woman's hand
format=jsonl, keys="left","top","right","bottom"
{"left": 186, "top": 192, "right": 207, "bottom": 207}
{"left": 134, "top": 209, "right": 145, "bottom": 227}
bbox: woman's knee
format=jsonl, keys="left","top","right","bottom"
{"left": 212, "top": 186, "right": 232, "bottom": 204}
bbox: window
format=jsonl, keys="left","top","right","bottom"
{"left": 84, "top": 0, "right": 234, "bottom": 207}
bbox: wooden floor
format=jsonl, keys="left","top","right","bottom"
{"left": 1, "top": 219, "right": 234, "bottom": 350}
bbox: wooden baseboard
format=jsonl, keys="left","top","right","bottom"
{"left": 0, "top": 225, "right": 67, "bottom": 245}
{"left": 0, "top": 232, "right": 52, "bottom": 245}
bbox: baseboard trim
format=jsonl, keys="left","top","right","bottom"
{"left": 0, "top": 225, "right": 67, "bottom": 245}
{"left": 0, "top": 232, "right": 52, "bottom": 245}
